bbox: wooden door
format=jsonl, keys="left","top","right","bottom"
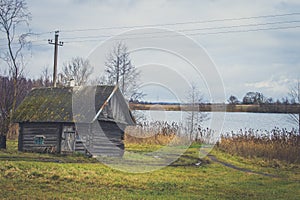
{"left": 61, "top": 126, "right": 76, "bottom": 153}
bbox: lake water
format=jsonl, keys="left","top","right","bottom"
{"left": 140, "top": 110, "right": 297, "bottom": 134}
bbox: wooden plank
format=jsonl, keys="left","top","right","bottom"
{"left": 88, "top": 121, "right": 125, "bottom": 157}
{"left": 91, "top": 142, "right": 123, "bottom": 148}
{"left": 20, "top": 123, "right": 61, "bottom": 153}
{"left": 91, "top": 149, "right": 120, "bottom": 153}
{"left": 23, "top": 135, "right": 58, "bottom": 140}
{"left": 18, "top": 124, "right": 24, "bottom": 151}
{"left": 92, "top": 135, "right": 122, "bottom": 140}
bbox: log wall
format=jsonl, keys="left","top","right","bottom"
{"left": 19, "top": 123, "right": 61, "bottom": 153}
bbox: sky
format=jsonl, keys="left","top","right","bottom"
{"left": 1, "top": 0, "right": 300, "bottom": 103}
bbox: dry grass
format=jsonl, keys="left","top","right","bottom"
{"left": 125, "top": 121, "right": 218, "bottom": 146}
{"left": 6, "top": 123, "right": 19, "bottom": 140}
{"left": 125, "top": 121, "right": 183, "bottom": 145}
{"left": 217, "top": 128, "right": 300, "bottom": 164}
{"left": 127, "top": 121, "right": 299, "bottom": 164}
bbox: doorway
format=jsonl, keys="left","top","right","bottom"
{"left": 61, "top": 125, "right": 76, "bottom": 153}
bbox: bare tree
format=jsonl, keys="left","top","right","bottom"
{"left": 0, "top": 0, "right": 31, "bottom": 148}
{"left": 289, "top": 80, "right": 300, "bottom": 135}
{"left": 36, "top": 66, "right": 52, "bottom": 87}
{"left": 185, "top": 83, "right": 208, "bottom": 140}
{"left": 0, "top": 73, "right": 34, "bottom": 146}
{"left": 104, "top": 42, "right": 140, "bottom": 99}
{"left": 60, "top": 57, "right": 93, "bottom": 86}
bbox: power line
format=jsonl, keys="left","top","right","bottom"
{"left": 0, "top": 31, "right": 53, "bottom": 41}
{"left": 3, "top": 19, "right": 300, "bottom": 48}
{"left": 0, "top": 38, "right": 49, "bottom": 48}
{"left": 63, "top": 25, "right": 300, "bottom": 44}
{"left": 194, "top": 24, "right": 300, "bottom": 36}
{"left": 60, "top": 19, "right": 300, "bottom": 41}
{"left": 1, "top": 11, "right": 300, "bottom": 41}
{"left": 1, "top": 12, "right": 300, "bottom": 49}
{"left": 60, "top": 12, "right": 300, "bottom": 33}
{"left": 2, "top": 23, "right": 300, "bottom": 49}
{"left": 183, "top": 20, "right": 300, "bottom": 32}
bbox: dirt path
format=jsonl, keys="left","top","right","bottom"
{"left": 207, "top": 154, "right": 279, "bottom": 178}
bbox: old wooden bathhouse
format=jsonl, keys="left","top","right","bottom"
{"left": 13, "top": 85, "right": 135, "bottom": 157}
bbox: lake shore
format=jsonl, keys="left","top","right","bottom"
{"left": 130, "top": 103, "right": 300, "bottom": 114}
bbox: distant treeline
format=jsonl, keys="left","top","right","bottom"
{"left": 0, "top": 75, "right": 52, "bottom": 137}
{"left": 129, "top": 100, "right": 181, "bottom": 105}
{"left": 228, "top": 91, "right": 295, "bottom": 105}
{"left": 129, "top": 102, "right": 300, "bottom": 114}
{"left": 129, "top": 91, "right": 300, "bottom": 114}
{"left": 130, "top": 91, "right": 297, "bottom": 105}
{"left": 129, "top": 100, "right": 297, "bottom": 105}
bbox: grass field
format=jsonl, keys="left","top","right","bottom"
{"left": 0, "top": 141, "right": 300, "bottom": 199}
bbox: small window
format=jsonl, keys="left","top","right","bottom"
{"left": 34, "top": 135, "right": 45, "bottom": 145}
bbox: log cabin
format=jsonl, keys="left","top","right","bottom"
{"left": 13, "top": 85, "right": 135, "bottom": 157}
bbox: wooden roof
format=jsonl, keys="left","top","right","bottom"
{"left": 13, "top": 85, "right": 135, "bottom": 125}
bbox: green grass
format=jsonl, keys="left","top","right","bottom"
{"left": 0, "top": 141, "right": 300, "bottom": 199}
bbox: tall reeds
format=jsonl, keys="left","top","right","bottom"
{"left": 218, "top": 128, "right": 300, "bottom": 164}
{"left": 125, "top": 120, "right": 300, "bottom": 164}
{"left": 124, "top": 121, "right": 218, "bottom": 145}
{"left": 125, "top": 121, "right": 182, "bottom": 145}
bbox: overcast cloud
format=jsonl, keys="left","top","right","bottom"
{"left": 1, "top": 0, "right": 299, "bottom": 102}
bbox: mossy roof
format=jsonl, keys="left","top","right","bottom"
{"left": 13, "top": 86, "right": 115, "bottom": 123}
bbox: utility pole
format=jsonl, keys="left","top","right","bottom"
{"left": 48, "top": 31, "right": 63, "bottom": 87}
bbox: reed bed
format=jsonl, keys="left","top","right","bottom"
{"left": 125, "top": 121, "right": 218, "bottom": 145}
{"left": 218, "top": 128, "right": 300, "bottom": 164}
{"left": 126, "top": 121, "right": 300, "bottom": 164}
{"left": 125, "top": 121, "right": 183, "bottom": 145}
